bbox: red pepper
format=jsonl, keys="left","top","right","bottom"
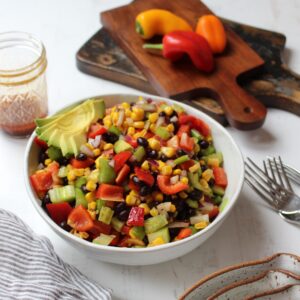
{"left": 176, "top": 228, "right": 193, "bottom": 240}
{"left": 208, "top": 206, "right": 220, "bottom": 219}
{"left": 157, "top": 175, "right": 188, "bottom": 195}
{"left": 115, "top": 164, "right": 130, "bottom": 185}
{"left": 177, "top": 124, "right": 190, "bottom": 139}
{"left": 134, "top": 167, "right": 155, "bottom": 186}
{"left": 30, "top": 171, "right": 53, "bottom": 198}
{"left": 113, "top": 151, "right": 132, "bottom": 172}
{"left": 88, "top": 220, "right": 112, "bottom": 238}
{"left": 179, "top": 115, "right": 211, "bottom": 137}
{"left": 124, "top": 135, "right": 138, "bottom": 148}
{"left": 46, "top": 203, "right": 73, "bottom": 225}
{"left": 88, "top": 123, "right": 107, "bottom": 139}
{"left": 34, "top": 136, "right": 48, "bottom": 149}
{"left": 67, "top": 205, "right": 94, "bottom": 232}
{"left": 180, "top": 160, "right": 195, "bottom": 170}
{"left": 121, "top": 225, "right": 131, "bottom": 236}
{"left": 180, "top": 132, "right": 195, "bottom": 152}
{"left": 127, "top": 207, "right": 144, "bottom": 227}
{"left": 213, "top": 167, "right": 228, "bottom": 187}
{"left": 96, "top": 184, "right": 124, "bottom": 201}
{"left": 143, "top": 31, "right": 214, "bottom": 72}
{"left": 70, "top": 157, "right": 94, "bottom": 169}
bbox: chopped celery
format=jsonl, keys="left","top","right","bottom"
{"left": 174, "top": 155, "right": 189, "bottom": 165}
{"left": 58, "top": 166, "right": 68, "bottom": 178}
{"left": 133, "top": 146, "right": 146, "bottom": 162}
{"left": 129, "top": 226, "right": 145, "bottom": 240}
{"left": 144, "top": 215, "right": 168, "bottom": 234}
{"left": 147, "top": 227, "right": 170, "bottom": 244}
{"left": 212, "top": 185, "right": 225, "bottom": 196}
{"left": 213, "top": 195, "right": 223, "bottom": 205}
{"left": 99, "top": 206, "right": 114, "bottom": 224}
{"left": 47, "top": 146, "right": 62, "bottom": 161}
{"left": 201, "top": 145, "right": 215, "bottom": 156}
{"left": 203, "top": 152, "right": 223, "bottom": 167}
{"left": 98, "top": 158, "right": 116, "bottom": 184}
{"left": 93, "top": 234, "right": 115, "bottom": 246}
{"left": 114, "top": 140, "right": 133, "bottom": 154}
{"left": 96, "top": 199, "right": 105, "bottom": 211}
{"left": 49, "top": 185, "right": 75, "bottom": 203}
{"left": 155, "top": 127, "right": 171, "bottom": 140}
{"left": 191, "top": 129, "right": 203, "bottom": 141}
{"left": 111, "top": 217, "right": 125, "bottom": 232}
{"left": 188, "top": 172, "right": 202, "bottom": 190}
{"left": 75, "top": 188, "right": 88, "bottom": 208}
{"left": 186, "top": 199, "right": 199, "bottom": 209}
{"left": 109, "top": 125, "right": 122, "bottom": 136}
{"left": 75, "top": 176, "right": 87, "bottom": 188}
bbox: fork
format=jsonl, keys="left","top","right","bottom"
{"left": 245, "top": 157, "right": 300, "bottom": 224}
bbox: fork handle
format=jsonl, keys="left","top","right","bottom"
{"left": 280, "top": 211, "right": 300, "bottom": 225}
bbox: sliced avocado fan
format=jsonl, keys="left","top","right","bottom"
{"left": 35, "top": 98, "right": 105, "bottom": 156}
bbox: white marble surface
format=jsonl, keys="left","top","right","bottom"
{"left": 0, "top": 1, "right": 300, "bottom": 299}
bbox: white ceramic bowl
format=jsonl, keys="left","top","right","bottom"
{"left": 24, "top": 94, "right": 244, "bottom": 265}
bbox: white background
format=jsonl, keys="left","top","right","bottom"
{"left": 0, "top": 1, "right": 300, "bottom": 299}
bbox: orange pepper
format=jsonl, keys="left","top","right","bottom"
{"left": 196, "top": 14, "right": 227, "bottom": 54}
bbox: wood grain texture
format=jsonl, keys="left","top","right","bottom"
{"left": 101, "top": 0, "right": 267, "bottom": 129}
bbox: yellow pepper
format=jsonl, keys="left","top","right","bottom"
{"left": 135, "top": 9, "right": 192, "bottom": 40}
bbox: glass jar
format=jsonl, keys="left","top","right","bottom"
{"left": 0, "top": 32, "right": 48, "bottom": 137}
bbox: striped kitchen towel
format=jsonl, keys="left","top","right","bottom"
{"left": 0, "top": 209, "right": 111, "bottom": 300}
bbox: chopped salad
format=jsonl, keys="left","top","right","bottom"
{"left": 30, "top": 97, "right": 228, "bottom": 248}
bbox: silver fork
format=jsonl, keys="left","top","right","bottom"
{"left": 245, "top": 157, "right": 300, "bottom": 224}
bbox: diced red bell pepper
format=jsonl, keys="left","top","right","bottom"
{"left": 128, "top": 179, "right": 140, "bottom": 192}
{"left": 127, "top": 207, "right": 144, "bottom": 227}
{"left": 177, "top": 124, "right": 190, "bottom": 139}
{"left": 213, "top": 167, "right": 228, "bottom": 188}
{"left": 88, "top": 220, "right": 112, "bottom": 238}
{"left": 134, "top": 167, "right": 154, "bottom": 186}
{"left": 30, "top": 171, "right": 53, "bottom": 198}
{"left": 34, "top": 136, "right": 48, "bottom": 149}
{"left": 47, "top": 161, "right": 60, "bottom": 185}
{"left": 115, "top": 164, "right": 130, "bottom": 185}
{"left": 176, "top": 228, "right": 193, "bottom": 240}
{"left": 209, "top": 206, "right": 220, "bottom": 219}
{"left": 46, "top": 203, "right": 73, "bottom": 225}
{"left": 109, "top": 229, "right": 120, "bottom": 246}
{"left": 105, "top": 201, "right": 115, "bottom": 208}
{"left": 88, "top": 123, "right": 107, "bottom": 139}
{"left": 67, "top": 205, "right": 94, "bottom": 232}
{"left": 180, "top": 133, "right": 195, "bottom": 152}
{"left": 70, "top": 157, "right": 94, "bottom": 169}
{"left": 179, "top": 115, "right": 210, "bottom": 137}
{"left": 96, "top": 184, "right": 124, "bottom": 201}
{"left": 167, "top": 135, "right": 179, "bottom": 148}
{"left": 180, "top": 160, "right": 195, "bottom": 170}
{"left": 118, "top": 236, "right": 130, "bottom": 247}
{"left": 121, "top": 225, "right": 131, "bottom": 236}
{"left": 113, "top": 151, "right": 132, "bottom": 172}
{"left": 124, "top": 135, "right": 138, "bottom": 148}
{"left": 157, "top": 175, "right": 188, "bottom": 195}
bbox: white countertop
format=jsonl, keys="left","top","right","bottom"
{"left": 0, "top": 1, "right": 300, "bottom": 299}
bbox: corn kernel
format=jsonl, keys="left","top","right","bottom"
{"left": 173, "top": 169, "right": 182, "bottom": 176}
{"left": 161, "top": 165, "right": 173, "bottom": 176}
{"left": 125, "top": 109, "right": 132, "bottom": 118}
{"left": 148, "top": 138, "right": 161, "bottom": 151}
{"left": 164, "top": 106, "right": 173, "bottom": 116}
{"left": 166, "top": 123, "right": 175, "bottom": 132}
{"left": 84, "top": 168, "right": 91, "bottom": 176}
{"left": 126, "top": 195, "right": 137, "bottom": 206}
{"left": 88, "top": 201, "right": 97, "bottom": 211}
{"left": 189, "top": 163, "right": 200, "bottom": 173}
{"left": 72, "top": 230, "right": 89, "bottom": 239}
{"left": 170, "top": 204, "right": 176, "bottom": 213}
{"left": 150, "top": 124, "right": 156, "bottom": 133}
{"left": 133, "top": 121, "right": 145, "bottom": 129}
{"left": 207, "top": 158, "right": 220, "bottom": 168}
{"left": 161, "top": 147, "right": 176, "bottom": 158}
{"left": 154, "top": 192, "right": 164, "bottom": 202}
{"left": 179, "top": 191, "right": 188, "bottom": 199}
{"left": 93, "top": 148, "right": 101, "bottom": 156}
{"left": 194, "top": 221, "right": 208, "bottom": 230}
{"left": 67, "top": 171, "right": 76, "bottom": 182}
{"left": 103, "top": 143, "right": 113, "bottom": 150}
{"left": 134, "top": 129, "right": 147, "bottom": 139}
{"left": 206, "top": 136, "right": 213, "bottom": 142}
{"left": 148, "top": 237, "right": 165, "bottom": 247}
{"left": 44, "top": 159, "right": 52, "bottom": 166}
{"left": 103, "top": 116, "right": 112, "bottom": 127}
{"left": 200, "top": 179, "right": 210, "bottom": 189}
{"left": 88, "top": 211, "right": 97, "bottom": 220}
{"left": 112, "top": 111, "right": 119, "bottom": 124}
{"left": 150, "top": 207, "right": 158, "bottom": 217}
{"left": 127, "top": 126, "right": 135, "bottom": 136}
{"left": 139, "top": 203, "right": 150, "bottom": 215}
{"left": 141, "top": 160, "right": 150, "bottom": 171}
{"left": 86, "top": 180, "right": 97, "bottom": 192}
{"left": 157, "top": 160, "right": 166, "bottom": 171}
{"left": 73, "top": 168, "right": 85, "bottom": 177}
{"left": 202, "top": 169, "right": 213, "bottom": 182}
{"left": 149, "top": 112, "right": 158, "bottom": 123}
{"left": 200, "top": 160, "right": 205, "bottom": 165}
{"left": 85, "top": 191, "right": 96, "bottom": 203}
{"left": 85, "top": 143, "right": 94, "bottom": 151}
{"left": 121, "top": 102, "right": 130, "bottom": 109}
{"left": 131, "top": 107, "right": 144, "bottom": 121}
{"left": 180, "top": 177, "right": 189, "bottom": 184}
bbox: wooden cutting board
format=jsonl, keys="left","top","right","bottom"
{"left": 76, "top": 21, "right": 300, "bottom": 125}
{"left": 101, "top": 0, "right": 267, "bottom": 130}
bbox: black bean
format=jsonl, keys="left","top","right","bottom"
{"left": 62, "top": 177, "right": 68, "bottom": 186}
{"left": 137, "top": 137, "right": 148, "bottom": 147}
{"left": 189, "top": 189, "right": 203, "bottom": 200}
{"left": 76, "top": 153, "right": 87, "bottom": 161}
{"left": 41, "top": 193, "right": 51, "bottom": 208}
{"left": 143, "top": 235, "right": 149, "bottom": 245}
{"left": 170, "top": 110, "right": 178, "bottom": 118}
{"left": 208, "top": 178, "right": 215, "bottom": 186}
{"left": 140, "top": 185, "right": 152, "bottom": 196}
{"left": 115, "top": 202, "right": 127, "bottom": 215}
{"left": 199, "top": 140, "right": 209, "bottom": 149}
{"left": 159, "top": 111, "right": 166, "bottom": 117}
{"left": 102, "top": 132, "right": 118, "bottom": 144}
{"left": 172, "top": 121, "right": 179, "bottom": 133}
{"left": 169, "top": 228, "right": 180, "bottom": 240}
{"left": 81, "top": 185, "right": 89, "bottom": 193}
{"left": 201, "top": 164, "right": 208, "bottom": 172}
{"left": 147, "top": 149, "right": 158, "bottom": 159}
{"left": 160, "top": 154, "right": 168, "bottom": 162}
{"left": 38, "top": 150, "right": 48, "bottom": 164}
{"left": 164, "top": 195, "right": 172, "bottom": 202}
{"left": 60, "top": 221, "right": 72, "bottom": 231}
{"left": 58, "top": 157, "right": 69, "bottom": 166}
{"left": 118, "top": 209, "right": 130, "bottom": 222}
{"left": 177, "top": 149, "right": 187, "bottom": 157}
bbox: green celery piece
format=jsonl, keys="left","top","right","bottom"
{"left": 188, "top": 172, "right": 212, "bottom": 196}
{"left": 214, "top": 195, "right": 223, "bottom": 205}
{"left": 144, "top": 215, "right": 168, "bottom": 234}
{"left": 220, "top": 197, "right": 229, "bottom": 212}
{"left": 189, "top": 226, "right": 198, "bottom": 234}
{"left": 147, "top": 227, "right": 170, "bottom": 244}
{"left": 114, "top": 140, "right": 133, "bottom": 154}
{"left": 174, "top": 155, "right": 189, "bottom": 165}
{"left": 75, "top": 188, "right": 88, "bottom": 208}
{"left": 93, "top": 234, "right": 115, "bottom": 246}
{"left": 47, "top": 146, "right": 62, "bottom": 161}
{"left": 58, "top": 166, "right": 68, "bottom": 178}
{"left": 186, "top": 199, "right": 199, "bottom": 209}
{"left": 111, "top": 217, "right": 125, "bottom": 232}
{"left": 212, "top": 185, "right": 225, "bottom": 196}
{"left": 109, "top": 125, "right": 122, "bottom": 136}
{"left": 96, "top": 199, "right": 105, "bottom": 211}
{"left": 49, "top": 185, "right": 75, "bottom": 203}
{"left": 133, "top": 146, "right": 146, "bottom": 162}
{"left": 201, "top": 145, "right": 216, "bottom": 156}
{"left": 98, "top": 158, "right": 116, "bottom": 184}
{"left": 75, "top": 177, "right": 87, "bottom": 188}
{"left": 99, "top": 206, "right": 114, "bottom": 224}
{"left": 129, "top": 226, "right": 145, "bottom": 240}
{"left": 191, "top": 129, "right": 203, "bottom": 141}
{"left": 155, "top": 127, "right": 171, "bottom": 140}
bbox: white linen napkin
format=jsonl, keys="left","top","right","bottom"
{"left": 0, "top": 209, "right": 111, "bottom": 300}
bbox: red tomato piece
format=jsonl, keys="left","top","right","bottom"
{"left": 124, "top": 135, "right": 138, "bottom": 148}
{"left": 128, "top": 179, "right": 140, "bottom": 192}
{"left": 121, "top": 225, "right": 131, "bottom": 235}
{"left": 157, "top": 175, "right": 188, "bottom": 195}
{"left": 47, "top": 161, "right": 60, "bottom": 184}
{"left": 118, "top": 236, "right": 130, "bottom": 247}
{"left": 134, "top": 167, "right": 154, "bottom": 186}
{"left": 213, "top": 167, "right": 228, "bottom": 187}
{"left": 115, "top": 164, "right": 130, "bottom": 185}
{"left": 167, "top": 135, "right": 179, "bottom": 148}
{"left": 30, "top": 171, "right": 53, "bottom": 198}
{"left": 127, "top": 207, "right": 144, "bottom": 227}
{"left": 180, "top": 133, "right": 195, "bottom": 152}
{"left": 209, "top": 206, "right": 220, "bottom": 219}
{"left": 67, "top": 205, "right": 94, "bottom": 232}
{"left": 96, "top": 184, "right": 124, "bottom": 201}
{"left": 109, "top": 229, "right": 120, "bottom": 246}
{"left": 88, "top": 220, "right": 112, "bottom": 238}
{"left": 180, "top": 160, "right": 195, "bottom": 170}
{"left": 88, "top": 123, "right": 107, "bottom": 139}
{"left": 34, "top": 136, "right": 48, "bottom": 149}
{"left": 70, "top": 157, "right": 94, "bottom": 169}
{"left": 177, "top": 228, "right": 193, "bottom": 240}
{"left": 46, "top": 202, "right": 73, "bottom": 225}
{"left": 177, "top": 124, "right": 190, "bottom": 139}
{"left": 179, "top": 114, "right": 210, "bottom": 137}
{"left": 113, "top": 151, "right": 132, "bottom": 172}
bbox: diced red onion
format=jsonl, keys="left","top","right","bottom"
{"left": 181, "top": 170, "right": 187, "bottom": 177}
{"left": 181, "top": 132, "right": 188, "bottom": 145}
{"left": 170, "top": 116, "right": 178, "bottom": 122}
{"left": 170, "top": 175, "right": 179, "bottom": 185}
{"left": 108, "top": 160, "right": 115, "bottom": 168}
{"left": 88, "top": 135, "right": 101, "bottom": 148}
{"left": 135, "top": 104, "right": 156, "bottom": 112}
{"left": 148, "top": 159, "right": 159, "bottom": 167}
{"left": 168, "top": 221, "right": 189, "bottom": 228}
{"left": 156, "top": 116, "right": 165, "bottom": 128}
{"left": 116, "top": 109, "right": 125, "bottom": 127}
{"left": 80, "top": 144, "right": 94, "bottom": 157}
{"left": 37, "top": 163, "right": 44, "bottom": 170}
{"left": 202, "top": 202, "right": 214, "bottom": 211}
{"left": 190, "top": 214, "right": 209, "bottom": 225}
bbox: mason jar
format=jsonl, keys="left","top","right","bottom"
{"left": 0, "top": 31, "right": 48, "bottom": 137}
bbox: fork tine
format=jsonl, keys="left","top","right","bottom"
{"left": 272, "top": 157, "right": 285, "bottom": 187}
{"left": 278, "top": 156, "right": 293, "bottom": 192}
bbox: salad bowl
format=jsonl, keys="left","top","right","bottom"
{"left": 24, "top": 94, "right": 244, "bottom": 265}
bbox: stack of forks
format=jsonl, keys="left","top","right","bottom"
{"left": 245, "top": 156, "right": 300, "bottom": 224}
